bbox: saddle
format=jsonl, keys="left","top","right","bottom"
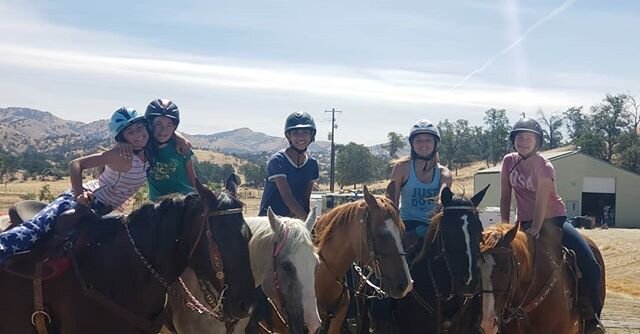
{"left": 2, "top": 200, "right": 96, "bottom": 280}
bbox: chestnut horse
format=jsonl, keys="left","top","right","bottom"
{"left": 395, "top": 185, "right": 489, "bottom": 334}
{"left": 479, "top": 223, "right": 606, "bottom": 334}
{"left": 0, "top": 180, "right": 255, "bottom": 334}
{"left": 313, "top": 186, "right": 412, "bottom": 334}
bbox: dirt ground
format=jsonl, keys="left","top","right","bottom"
{"left": 581, "top": 228, "right": 640, "bottom": 333}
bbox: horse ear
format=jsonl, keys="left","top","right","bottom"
{"left": 195, "top": 178, "right": 218, "bottom": 209}
{"left": 497, "top": 221, "right": 520, "bottom": 248}
{"left": 305, "top": 207, "right": 318, "bottom": 232}
{"left": 363, "top": 185, "right": 379, "bottom": 209}
{"left": 440, "top": 186, "right": 453, "bottom": 206}
{"left": 385, "top": 180, "right": 396, "bottom": 201}
{"left": 470, "top": 184, "right": 490, "bottom": 207}
{"left": 267, "top": 207, "right": 282, "bottom": 234}
{"left": 225, "top": 173, "right": 240, "bottom": 198}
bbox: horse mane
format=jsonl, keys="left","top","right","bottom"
{"left": 82, "top": 194, "right": 198, "bottom": 244}
{"left": 482, "top": 223, "right": 533, "bottom": 280}
{"left": 314, "top": 196, "right": 402, "bottom": 250}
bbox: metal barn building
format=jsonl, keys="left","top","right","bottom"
{"left": 474, "top": 149, "right": 640, "bottom": 228}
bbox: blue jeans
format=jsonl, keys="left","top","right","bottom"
{"left": 546, "top": 217, "right": 603, "bottom": 316}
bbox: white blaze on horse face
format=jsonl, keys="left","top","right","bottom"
{"left": 290, "top": 243, "right": 321, "bottom": 334}
{"left": 384, "top": 218, "right": 413, "bottom": 295}
{"left": 461, "top": 214, "right": 473, "bottom": 285}
{"left": 480, "top": 254, "right": 499, "bottom": 334}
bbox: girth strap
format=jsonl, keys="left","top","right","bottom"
{"left": 67, "top": 247, "right": 166, "bottom": 333}
{"left": 31, "top": 262, "right": 51, "bottom": 334}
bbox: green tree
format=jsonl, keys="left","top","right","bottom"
{"left": 38, "top": 184, "right": 55, "bottom": 202}
{"left": 591, "top": 94, "right": 632, "bottom": 162}
{"left": 239, "top": 162, "right": 266, "bottom": 187}
{"left": 537, "top": 110, "right": 564, "bottom": 149}
{"left": 335, "top": 142, "right": 378, "bottom": 188}
{"left": 483, "top": 108, "right": 510, "bottom": 166}
{"left": 384, "top": 132, "right": 405, "bottom": 159}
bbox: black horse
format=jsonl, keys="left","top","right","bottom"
{"left": 0, "top": 179, "right": 255, "bottom": 334}
{"left": 395, "top": 185, "right": 489, "bottom": 334}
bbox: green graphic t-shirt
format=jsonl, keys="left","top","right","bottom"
{"left": 148, "top": 139, "right": 194, "bottom": 200}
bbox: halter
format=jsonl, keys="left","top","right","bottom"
{"left": 481, "top": 246, "right": 519, "bottom": 325}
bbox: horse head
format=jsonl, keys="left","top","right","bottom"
{"left": 184, "top": 178, "right": 255, "bottom": 320}
{"left": 361, "top": 185, "right": 413, "bottom": 299}
{"left": 426, "top": 184, "right": 489, "bottom": 298}
{"left": 479, "top": 222, "right": 520, "bottom": 334}
{"left": 257, "top": 207, "right": 321, "bottom": 334}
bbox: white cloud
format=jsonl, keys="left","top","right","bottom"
{"left": 0, "top": 1, "right": 631, "bottom": 145}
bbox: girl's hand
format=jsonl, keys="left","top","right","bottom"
{"left": 76, "top": 191, "right": 94, "bottom": 207}
{"left": 174, "top": 132, "right": 192, "bottom": 155}
{"left": 525, "top": 226, "right": 540, "bottom": 239}
{"left": 115, "top": 142, "right": 133, "bottom": 160}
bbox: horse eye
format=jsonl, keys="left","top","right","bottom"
{"left": 281, "top": 261, "right": 295, "bottom": 273}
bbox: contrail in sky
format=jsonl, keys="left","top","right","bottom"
{"left": 448, "top": 0, "right": 577, "bottom": 92}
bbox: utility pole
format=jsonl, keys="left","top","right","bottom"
{"left": 325, "top": 108, "right": 342, "bottom": 192}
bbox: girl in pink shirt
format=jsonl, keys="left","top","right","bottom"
{"left": 500, "top": 118, "right": 604, "bottom": 334}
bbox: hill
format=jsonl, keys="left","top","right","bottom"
{"left": 0, "top": 107, "right": 331, "bottom": 156}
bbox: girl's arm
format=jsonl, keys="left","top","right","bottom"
{"left": 439, "top": 166, "right": 453, "bottom": 192}
{"left": 500, "top": 160, "right": 513, "bottom": 223}
{"left": 69, "top": 149, "right": 122, "bottom": 205}
{"left": 304, "top": 181, "right": 314, "bottom": 214}
{"left": 528, "top": 176, "right": 553, "bottom": 238}
{"left": 389, "top": 162, "right": 407, "bottom": 207}
{"left": 273, "top": 177, "right": 307, "bottom": 219}
{"left": 174, "top": 131, "right": 192, "bottom": 155}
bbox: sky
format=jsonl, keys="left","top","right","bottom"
{"left": 0, "top": 0, "right": 638, "bottom": 145}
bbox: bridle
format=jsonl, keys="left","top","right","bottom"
{"left": 354, "top": 207, "right": 407, "bottom": 300}
{"left": 480, "top": 246, "right": 519, "bottom": 326}
{"left": 126, "top": 204, "right": 245, "bottom": 330}
{"left": 415, "top": 204, "right": 483, "bottom": 332}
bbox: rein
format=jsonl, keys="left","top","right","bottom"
{"left": 62, "top": 205, "right": 244, "bottom": 333}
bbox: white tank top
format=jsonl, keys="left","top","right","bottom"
{"left": 83, "top": 154, "right": 148, "bottom": 210}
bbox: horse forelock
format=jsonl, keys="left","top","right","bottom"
{"left": 482, "top": 223, "right": 532, "bottom": 280}
{"left": 215, "top": 190, "right": 244, "bottom": 211}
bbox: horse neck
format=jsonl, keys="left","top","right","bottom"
{"left": 318, "top": 213, "right": 362, "bottom": 278}
{"left": 123, "top": 212, "right": 187, "bottom": 287}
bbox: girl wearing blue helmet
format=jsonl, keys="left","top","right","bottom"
{"left": 0, "top": 107, "right": 150, "bottom": 264}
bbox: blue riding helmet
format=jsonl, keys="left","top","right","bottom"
{"left": 109, "top": 107, "right": 145, "bottom": 140}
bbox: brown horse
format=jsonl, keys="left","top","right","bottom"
{"left": 395, "top": 185, "right": 489, "bottom": 334}
{"left": 313, "top": 185, "right": 412, "bottom": 334}
{"left": 0, "top": 180, "right": 256, "bottom": 334}
{"left": 479, "top": 223, "right": 606, "bottom": 334}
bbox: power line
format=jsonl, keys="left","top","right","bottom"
{"left": 325, "top": 108, "right": 342, "bottom": 192}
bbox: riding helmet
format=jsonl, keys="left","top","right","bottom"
{"left": 284, "top": 111, "right": 316, "bottom": 141}
{"left": 509, "top": 118, "right": 543, "bottom": 146}
{"left": 109, "top": 107, "right": 145, "bottom": 140}
{"left": 145, "top": 99, "right": 180, "bottom": 127}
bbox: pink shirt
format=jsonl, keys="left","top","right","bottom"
{"left": 501, "top": 153, "right": 566, "bottom": 222}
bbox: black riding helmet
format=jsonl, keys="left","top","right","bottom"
{"left": 284, "top": 111, "right": 316, "bottom": 142}
{"left": 145, "top": 98, "right": 180, "bottom": 127}
{"left": 509, "top": 117, "right": 543, "bottom": 147}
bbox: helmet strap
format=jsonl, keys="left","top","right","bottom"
{"left": 133, "top": 148, "right": 144, "bottom": 155}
